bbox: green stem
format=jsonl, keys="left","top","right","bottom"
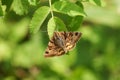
{"left": 49, "top": 0, "right": 54, "bottom": 18}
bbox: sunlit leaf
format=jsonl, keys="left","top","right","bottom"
{"left": 93, "top": 0, "right": 101, "bottom": 6}
{"left": 11, "top": 0, "right": 29, "bottom": 15}
{"left": 28, "top": 0, "right": 39, "bottom": 6}
{"left": 52, "top": 1, "right": 86, "bottom": 17}
{"left": 89, "top": 0, "right": 105, "bottom": 6}
{"left": 47, "top": 17, "right": 67, "bottom": 38}
{"left": 54, "top": 17, "right": 67, "bottom": 31}
{"left": 30, "top": 6, "right": 50, "bottom": 34}
{"left": 47, "top": 17, "right": 56, "bottom": 38}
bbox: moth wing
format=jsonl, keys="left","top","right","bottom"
{"left": 44, "top": 45, "right": 65, "bottom": 57}
{"left": 65, "top": 32, "right": 82, "bottom": 50}
{"left": 44, "top": 32, "right": 65, "bottom": 57}
{"left": 44, "top": 32, "right": 82, "bottom": 57}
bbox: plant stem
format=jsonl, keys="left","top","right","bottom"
{"left": 49, "top": 0, "right": 54, "bottom": 18}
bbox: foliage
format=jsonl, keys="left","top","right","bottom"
{"left": 0, "top": 0, "right": 120, "bottom": 80}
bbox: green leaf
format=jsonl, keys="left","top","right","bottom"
{"left": 28, "top": 0, "right": 39, "bottom": 6}
{"left": 76, "top": 1, "right": 84, "bottom": 9}
{"left": 1, "top": 0, "right": 13, "bottom": 11}
{"left": 69, "top": 16, "right": 83, "bottom": 31}
{"left": 54, "top": 17, "right": 67, "bottom": 31}
{"left": 11, "top": 0, "right": 29, "bottom": 15}
{"left": 47, "top": 17, "right": 57, "bottom": 39}
{"left": 29, "top": 6, "right": 50, "bottom": 34}
{"left": 93, "top": 0, "right": 101, "bottom": 6}
{"left": 52, "top": 1, "right": 86, "bottom": 17}
{"left": 47, "top": 17, "right": 67, "bottom": 38}
{"left": 89, "top": 0, "right": 105, "bottom": 6}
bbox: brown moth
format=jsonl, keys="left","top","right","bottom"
{"left": 44, "top": 31, "right": 82, "bottom": 57}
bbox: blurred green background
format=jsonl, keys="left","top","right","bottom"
{"left": 0, "top": 0, "right": 120, "bottom": 80}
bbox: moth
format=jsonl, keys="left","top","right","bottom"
{"left": 44, "top": 31, "right": 82, "bottom": 57}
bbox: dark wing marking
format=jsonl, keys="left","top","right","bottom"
{"left": 65, "top": 32, "right": 82, "bottom": 50}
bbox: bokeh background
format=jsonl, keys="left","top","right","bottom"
{"left": 0, "top": 0, "right": 120, "bottom": 80}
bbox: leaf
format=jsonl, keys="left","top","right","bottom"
{"left": 28, "top": 0, "right": 39, "bottom": 6}
{"left": 69, "top": 16, "right": 83, "bottom": 31}
{"left": 1, "top": 0, "right": 13, "bottom": 11}
{"left": 47, "top": 17, "right": 67, "bottom": 38}
{"left": 47, "top": 17, "right": 57, "bottom": 39}
{"left": 29, "top": 6, "right": 50, "bottom": 34}
{"left": 76, "top": 1, "right": 84, "bottom": 9}
{"left": 54, "top": 17, "right": 67, "bottom": 31}
{"left": 11, "top": 0, "right": 29, "bottom": 15}
{"left": 89, "top": 0, "right": 105, "bottom": 6}
{"left": 93, "top": 0, "right": 101, "bottom": 6}
{"left": 52, "top": 1, "right": 86, "bottom": 17}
